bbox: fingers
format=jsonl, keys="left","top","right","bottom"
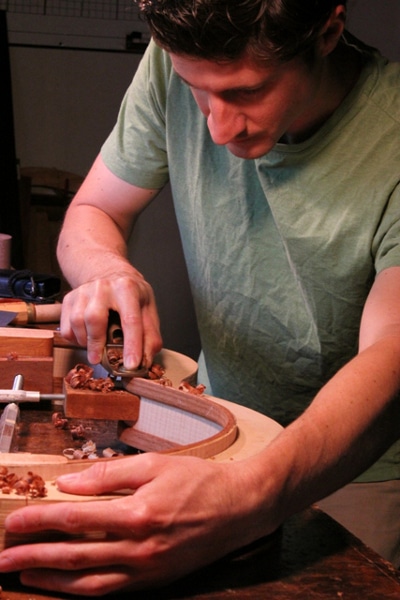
{"left": 20, "top": 566, "right": 135, "bottom": 597}
{"left": 1, "top": 539, "right": 118, "bottom": 572}
{"left": 60, "top": 288, "right": 110, "bottom": 365}
{"left": 60, "top": 290, "right": 91, "bottom": 349}
{"left": 5, "top": 500, "right": 107, "bottom": 536}
{"left": 111, "top": 279, "right": 148, "bottom": 369}
{"left": 55, "top": 455, "right": 157, "bottom": 496}
{"left": 60, "top": 274, "right": 162, "bottom": 368}
{"left": 1, "top": 540, "right": 139, "bottom": 596}
{"left": 0, "top": 456, "right": 246, "bottom": 597}
{"left": 3, "top": 455, "right": 208, "bottom": 539}
{"left": 4, "top": 456, "right": 163, "bottom": 536}
{"left": 125, "top": 291, "right": 162, "bottom": 370}
{"left": 4, "top": 498, "right": 126, "bottom": 535}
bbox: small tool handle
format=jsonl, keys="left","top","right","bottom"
{"left": 0, "top": 300, "right": 62, "bottom": 324}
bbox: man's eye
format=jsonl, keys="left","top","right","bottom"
{"left": 242, "top": 87, "right": 263, "bottom": 96}
{"left": 233, "top": 87, "right": 264, "bottom": 101}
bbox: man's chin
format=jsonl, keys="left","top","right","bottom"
{"left": 226, "top": 140, "right": 275, "bottom": 159}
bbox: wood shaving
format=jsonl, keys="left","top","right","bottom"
{"left": 52, "top": 411, "right": 69, "bottom": 429}
{"left": 0, "top": 466, "right": 47, "bottom": 498}
{"left": 65, "top": 363, "right": 115, "bottom": 392}
{"left": 178, "top": 381, "right": 206, "bottom": 395}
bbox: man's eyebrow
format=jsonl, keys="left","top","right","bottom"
{"left": 176, "top": 72, "right": 267, "bottom": 93}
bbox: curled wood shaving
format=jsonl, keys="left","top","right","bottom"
{"left": 103, "top": 350, "right": 174, "bottom": 386}
{"left": 178, "top": 381, "right": 206, "bottom": 395}
{"left": 65, "top": 361, "right": 182, "bottom": 391}
{"left": 63, "top": 441, "right": 122, "bottom": 461}
{"left": 102, "top": 447, "right": 122, "bottom": 458}
{"left": 70, "top": 423, "right": 87, "bottom": 440}
{"left": 52, "top": 411, "right": 69, "bottom": 429}
{"left": 63, "top": 439, "right": 99, "bottom": 460}
{"left": 65, "top": 363, "right": 115, "bottom": 392}
{"left": 0, "top": 466, "right": 47, "bottom": 498}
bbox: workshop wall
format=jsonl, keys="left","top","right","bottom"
{"left": 8, "top": 1, "right": 400, "bottom": 176}
{"left": 6, "top": 0, "right": 400, "bottom": 360}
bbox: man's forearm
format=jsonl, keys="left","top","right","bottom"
{"left": 56, "top": 153, "right": 159, "bottom": 289}
{"left": 57, "top": 203, "right": 134, "bottom": 289}
{"left": 245, "top": 336, "right": 400, "bottom": 531}
{"left": 56, "top": 191, "right": 162, "bottom": 368}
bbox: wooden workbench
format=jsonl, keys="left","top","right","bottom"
{"left": 2, "top": 506, "right": 400, "bottom": 599}
{"left": 1, "top": 329, "right": 398, "bottom": 596}
{"left": 1, "top": 409, "right": 400, "bottom": 598}
{"left": 0, "top": 328, "right": 398, "bottom": 598}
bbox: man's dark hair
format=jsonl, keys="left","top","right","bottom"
{"left": 136, "top": 0, "right": 347, "bottom": 64}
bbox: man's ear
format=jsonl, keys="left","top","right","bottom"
{"left": 318, "top": 5, "right": 346, "bottom": 57}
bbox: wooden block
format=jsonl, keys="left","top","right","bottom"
{"left": 0, "top": 357, "right": 54, "bottom": 393}
{"left": 0, "top": 327, "right": 53, "bottom": 357}
{"left": 64, "top": 382, "right": 140, "bottom": 421}
{"left": 0, "top": 328, "right": 54, "bottom": 392}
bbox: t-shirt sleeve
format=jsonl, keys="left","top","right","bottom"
{"left": 374, "top": 183, "right": 400, "bottom": 273}
{"left": 101, "top": 40, "right": 170, "bottom": 190}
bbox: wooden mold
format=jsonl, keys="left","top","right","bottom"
{"left": 0, "top": 327, "right": 54, "bottom": 393}
{"left": 0, "top": 348, "right": 283, "bottom": 550}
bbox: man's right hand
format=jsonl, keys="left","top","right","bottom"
{"left": 56, "top": 154, "right": 162, "bottom": 368}
{"left": 60, "top": 271, "right": 162, "bottom": 370}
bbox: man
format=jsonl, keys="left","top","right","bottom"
{"left": 1, "top": 0, "right": 400, "bottom": 595}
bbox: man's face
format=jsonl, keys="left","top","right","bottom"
{"left": 170, "top": 52, "right": 325, "bottom": 159}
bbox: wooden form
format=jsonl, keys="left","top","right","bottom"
{"left": 0, "top": 346, "right": 283, "bottom": 550}
{"left": 0, "top": 327, "right": 54, "bottom": 392}
{"left": 0, "top": 395, "right": 282, "bottom": 550}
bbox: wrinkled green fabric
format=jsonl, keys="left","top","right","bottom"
{"left": 102, "top": 38, "right": 400, "bottom": 483}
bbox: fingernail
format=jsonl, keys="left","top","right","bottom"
{"left": 124, "top": 354, "right": 138, "bottom": 370}
{"left": 0, "top": 555, "right": 15, "bottom": 571}
{"left": 4, "top": 513, "right": 25, "bottom": 532}
{"left": 56, "top": 472, "right": 79, "bottom": 486}
{"left": 88, "top": 351, "right": 101, "bottom": 365}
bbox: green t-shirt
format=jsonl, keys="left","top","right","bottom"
{"left": 101, "top": 39, "right": 400, "bottom": 482}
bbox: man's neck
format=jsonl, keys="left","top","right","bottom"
{"left": 281, "top": 41, "right": 363, "bottom": 144}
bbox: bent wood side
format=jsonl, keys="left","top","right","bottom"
{"left": 120, "top": 377, "right": 238, "bottom": 458}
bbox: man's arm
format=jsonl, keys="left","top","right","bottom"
{"left": 250, "top": 266, "right": 400, "bottom": 521}
{"left": 57, "top": 153, "right": 162, "bottom": 368}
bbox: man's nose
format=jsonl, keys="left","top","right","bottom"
{"left": 206, "top": 96, "right": 245, "bottom": 145}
